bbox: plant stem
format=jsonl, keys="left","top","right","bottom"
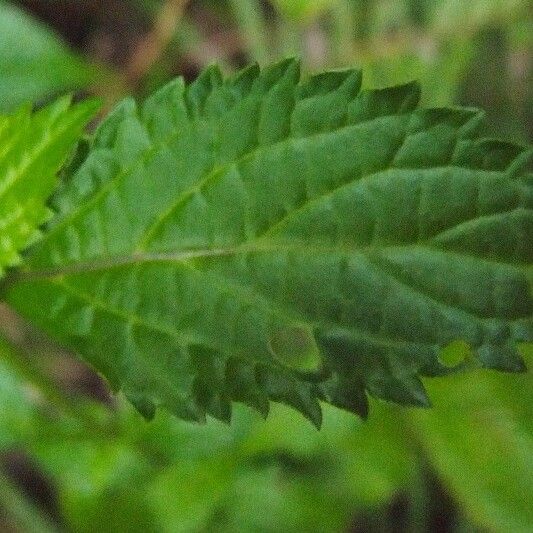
{"left": 228, "top": 0, "right": 271, "bottom": 64}
{"left": 0, "top": 471, "right": 58, "bottom": 533}
{"left": 408, "top": 464, "right": 431, "bottom": 533}
{"left": 127, "top": 0, "right": 191, "bottom": 87}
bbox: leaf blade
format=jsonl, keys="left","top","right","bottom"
{"left": 5, "top": 61, "right": 532, "bottom": 424}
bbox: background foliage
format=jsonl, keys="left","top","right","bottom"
{"left": 0, "top": 1, "right": 531, "bottom": 532}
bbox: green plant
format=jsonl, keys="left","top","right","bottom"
{"left": 0, "top": 0, "right": 101, "bottom": 112}
{"left": 0, "top": 59, "right": 531, "bottom": 430}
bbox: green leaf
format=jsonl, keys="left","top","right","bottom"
{"left": 0, "top": 97, "right": 99, "bottom": 277}
{"left": 410, "top": 361, "right": 533, "bottom": 532}
{"left": 0, "top": 1, "right": 100, "bottom": 112}
{"left": 4, "top": 60, "right": 532, "bottom": 426}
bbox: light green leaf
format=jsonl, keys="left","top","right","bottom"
{"left": 410, "top": 361, "right": 533, "bottom": 532}
{"left": 4, "top": 60, "right": 532, "bottom": 426}
{"left": 0, "top": 1, "right": 100, "bottom": 111}
{"left": 0, "top": 97, "right": 99, "bottom": 277}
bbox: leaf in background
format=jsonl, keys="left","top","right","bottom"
{"left": 27, "top": 401, "right": 413, "bottom": 533}
{"left": 0, "top": 1, "right": 101, "bottom": 112}
{"left": 0, "top": 97, "right": 99, "bottom": 277}
{"left": 360, "top": 41, "right": 476, "bottom": 108}
{"left": 410, "top": 355, "right": 533, "bottom": 532}
{"left": 5, "top": 60, "right": 533, "bottom": 426}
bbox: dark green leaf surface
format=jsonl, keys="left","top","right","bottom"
{"left": 5, "top": 60, "right": 533, "bottom": 425}
{"left": 0, "top": 97, "right": 99, "bottom": 277}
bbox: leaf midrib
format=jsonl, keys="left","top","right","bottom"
{"left": 14, "top": 239, "right": 521, "bottom": 279}
{"left": 18, "top": 166, "right": 529, "bottom": 282}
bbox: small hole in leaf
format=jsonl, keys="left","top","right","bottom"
{"left": 438, "top": 340, "right": 471, "bottom": 368}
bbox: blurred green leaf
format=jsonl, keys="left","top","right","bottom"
{"left": 0, "top": 369, "right": 413, "bottom": 533}
{"left": 0, "top": 1, "right": 101, "bottom": 111}
{"left": 36, "top": 438, "right": 158, "bottom": 533}
{"left": 0, "top": 96, "right": 99, "bottom": 277}
{"left": 45, "top": 402, "right": 414, "bottom": 533}
{"left": 411, "top": 361, "right": 533, "bottom": 532}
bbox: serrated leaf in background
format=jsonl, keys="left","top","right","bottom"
{"left": 5, "top": 60, "right": 532, "bottom": 426}
{"left": 0, "top": 97, "right": 99, "bottom": 277}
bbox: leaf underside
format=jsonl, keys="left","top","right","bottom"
{"left": 5, "top": 60, "right": 532, "bottom": 427}
{"left": 0, "top": 97, "right": 98, "bottom": 277}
